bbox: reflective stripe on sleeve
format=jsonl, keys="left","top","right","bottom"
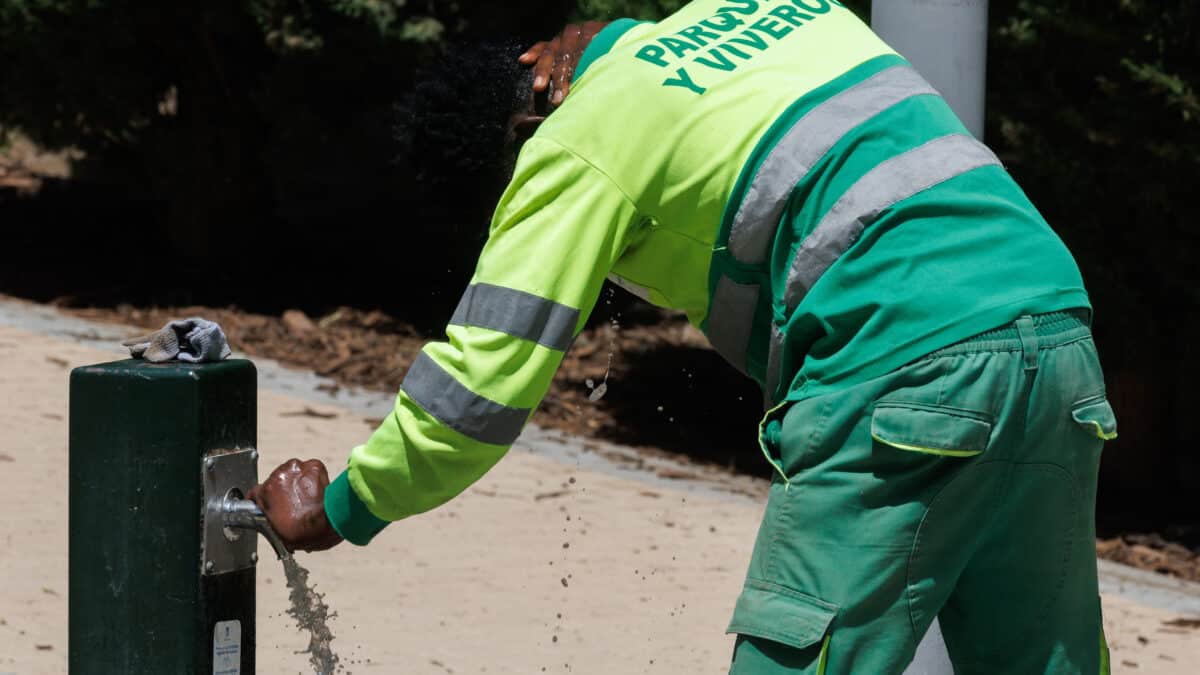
{"left": 401, "top": 352, "right": 530, "bottom": 446}
{"left": 449, "top": 283, "right": 580, "bottom": 352}
{"left": 784, "top": 134, "right": 1001, "bottom": 311}
{"left": 728, "top": 66, "right": 939, "bottom": 265}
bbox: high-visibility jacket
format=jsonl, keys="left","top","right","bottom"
{"left": 325, "top": 0, "right": 1090, "bottom": 544}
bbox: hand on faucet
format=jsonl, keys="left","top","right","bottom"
{"left": 248, "top": 459, "right": 344, "bottom": 553}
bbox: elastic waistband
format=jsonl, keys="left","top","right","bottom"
{"left": 925, "top": 310, "right": 1092, "bottom": 358}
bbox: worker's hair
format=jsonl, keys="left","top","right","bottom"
{"left": 398, "top": 40, "right": 536, "bottom": 197}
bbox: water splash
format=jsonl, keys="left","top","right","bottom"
{"left": 585, "top": 289, "right": 621, "bottom": 403}
{"left": 282, "top": 557, "right": 341, "bottom": 674}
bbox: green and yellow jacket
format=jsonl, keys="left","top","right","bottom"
{"left": 326, "top": 0, "right": 1090, "bottom": 544}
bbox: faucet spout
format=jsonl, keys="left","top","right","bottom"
{"left": 222, "top": 498, "right": 293, "bottom": 561}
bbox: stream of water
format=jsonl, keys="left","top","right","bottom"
{"left": 282, "top": 557, "right": 341, "bottom": 674}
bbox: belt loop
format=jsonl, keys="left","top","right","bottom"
{"left": 1016, "top": 315, "right": 1039, "bottom": 371}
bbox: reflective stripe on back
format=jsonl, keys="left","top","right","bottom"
{"left": 401, "top": 352, "right": 530, "bottom": 446}
{"left": 727, "top": 66, "right": 939, "bottom": 265}
{"left": 764, "top": 324, "right": 786, "bottom": 405}
{"left": 450, "top": 283, "right": 580, "bottom": 352}
{"left": 783, "top": 134, "right": 1000, "bottom": 311}
{"left": 707, "top": 276, "right": 761, "bottom": 374}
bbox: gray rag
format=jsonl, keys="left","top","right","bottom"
{"left": 122, "top": 318, "right": 233, "bottom": 363}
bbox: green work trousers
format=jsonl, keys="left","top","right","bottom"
{"left": 728, "top": 311, "right": 1116, "bottom": 674}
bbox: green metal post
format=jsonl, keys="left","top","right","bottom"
{"left": 69, "top": 359, "right": 258, "bottom": 674}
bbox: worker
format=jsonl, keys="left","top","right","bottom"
{"left": 251, "top": 2, "right": 1117, "bottom": 672}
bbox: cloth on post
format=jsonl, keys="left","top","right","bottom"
{"left": 122, "top": 318, "right": 233, "bottom": 363}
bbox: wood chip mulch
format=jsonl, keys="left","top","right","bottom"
{"left": 1097, "top": 534, "right": 1200, "bottom": 583}
{"left": 66, "top": 303, "right": 713, "bottom": 447}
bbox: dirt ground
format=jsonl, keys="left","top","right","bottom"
{"left": 2, "top": 320, "right": 1199, "bottom": 674}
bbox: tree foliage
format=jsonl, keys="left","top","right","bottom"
{"left": 0, "top": 1, "right": 570, "bottom": 264}
{"left": 978, "top": 1, "right": 1200, "bottom": 522}
{"left": 576, "top": 0, "right": 689, "bottom": 20}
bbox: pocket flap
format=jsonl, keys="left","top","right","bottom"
{"left": 726, "top": 579, "right": 838, "bottom": 649}
{"left": 1072, "top": 399, "right": 1118, "bottom": 440}
{"left": 871, "top": 404, "right": 992, "bottom": 457}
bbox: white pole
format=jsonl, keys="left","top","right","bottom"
{"left": 905, "top": 619, "right": 954, "bottom": 674}
{"left": 871, "top": 4, "right": 989, "bottom": 672}
{"left": 872, "top": 0, "right": 990, "bottom": 139}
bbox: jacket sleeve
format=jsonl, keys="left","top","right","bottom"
{"left": 324, "top": 137, "right": 643, "bottom": 544}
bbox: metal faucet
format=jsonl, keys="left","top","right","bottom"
{"left": 222, "top": 497, "right": 293, "bottom": 562}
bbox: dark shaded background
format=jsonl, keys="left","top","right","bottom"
{"left": 1, "top": 0, "right": 1197, "bottom": 540}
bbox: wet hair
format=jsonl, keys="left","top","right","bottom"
{"left": 398, "top": 40, "right": 537, "bottom": 197}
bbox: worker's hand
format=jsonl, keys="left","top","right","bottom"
{"left": 248, "top": 458, "right": 343, "bottom": 553}
{"left": 518, "top": 21, "right": 610, "bottom": 109}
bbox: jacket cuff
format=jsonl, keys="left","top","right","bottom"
{"left": 324, "top": 470, "right": 389, "bottom": 546}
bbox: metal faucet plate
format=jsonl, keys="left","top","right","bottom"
{"left": 201, "top": 448, "right": 258, "bottom": 576}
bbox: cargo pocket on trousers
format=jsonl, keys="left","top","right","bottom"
{"left": 870, "top": 403, "right": 993, "bottom": 458}
{"left": 1072, "top": 398, "right": 1118, "bottom": 441}
{"left": 726, "top": 579, "right": 838, "bottom": 652}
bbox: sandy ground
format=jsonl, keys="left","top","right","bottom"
{"left": 1, "top": 323, "right": 1198, "bottom": 674}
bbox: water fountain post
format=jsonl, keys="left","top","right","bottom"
{"left": 69, "top": 358, "right": 259, "bottom": 674}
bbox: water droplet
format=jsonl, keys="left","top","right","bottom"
{"left": 587, "top": 382, "right": 608, "bottom": 402}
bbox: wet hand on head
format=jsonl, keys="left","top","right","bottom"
{"left": 249, "top": 458, "right": 344, "bottom": 553}
{"left": 519, "top": 21, "right": 610, "bottom": 109}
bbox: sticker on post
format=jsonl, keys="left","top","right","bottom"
{"left": 212, "top": 619, "right": 241, "bottom": 675}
